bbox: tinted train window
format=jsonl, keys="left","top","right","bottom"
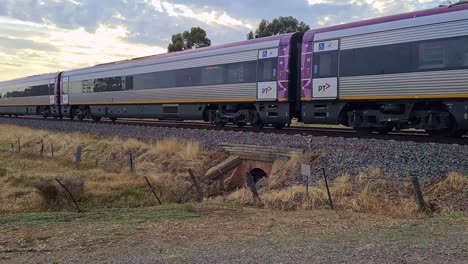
{"left": 135, "top": 71, "right": 176, "bottom": 89}
{"left": 313, "top": 51, "right": 338, "bottom": 78}
{"left": 202, "top": 66, "right": 225, "bottom": 85}
{"left": 258, "top": 58, "right": 278, "bottom": 82}
{"left": 176, "top": 68, "right": 201, "bottom": 87}
{"left": 5, "top": 84, "right": 50, "bottom": 98}
{"left": 94, "top": 77, "right": 124, "bottom": 92}
{"left": 226, "top": 61, "right": 257, "bottom": 83}
{"left": 340, "top": 35, "right": 468, "bottom": 77}
{"left": 125, "top": 76, "right": 134, "bottom": 90}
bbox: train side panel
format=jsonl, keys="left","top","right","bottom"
{"left": 0, "top": 73, "right": 61, "bottom": 117}
{"left": 60, "top": 34, "right": 302, "bottom": 127}
{"left": 302, "top": 5, "right": 468, "bottom": 136}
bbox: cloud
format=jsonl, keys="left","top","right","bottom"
{"left": 0, "top": 17, "right": 165, "bottom": 81}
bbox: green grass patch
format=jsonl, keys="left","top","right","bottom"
{"left": 0, "top": 204, "right": 200, "bottom": 229}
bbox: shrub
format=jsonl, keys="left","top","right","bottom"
{"left": 33, "top": 179, "right": 59, "bottom": 209}
{"left": 33, "top": 176, "right": 85, "bottom": 210}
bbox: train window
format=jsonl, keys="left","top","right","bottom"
{"left": 201, "top": 66, "right": 225, "bottom": 85}
{"left": 226, "top": 61, "right": 257, "bottom": 83}
{"left": 418, "top": 42, "right": 446, "bottom": 69}
{"left": 258, "top": 58, "right": 278, "bottom": 82}
{"left": 94, "top": 77, "right": 124, "bottom": 92}
{"left": 135, "top": 71, "right": 176, "bottom": 89}
{"left": 340, "top": 35, "right": 468, "bottom": 77}
{"left": 177, "top": 68, "right": 202, "bottom": 87}
{"left": 313, "top": 51, "right": 338, "bottom": 78}
{"left": 125, "top": 76, "right": 134, "bottom": 90}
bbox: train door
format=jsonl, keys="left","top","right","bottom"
{"left": 61, "top": 76, "right": 69, "bottom": 105}
{"left": 257, "top": 48, "right": 279, "bottom": 101}
{"left": 311, "top": 40, "right": 339, "bottom": 99}
{"left": 49, "top": 78, "right": 56, "bottom": 105}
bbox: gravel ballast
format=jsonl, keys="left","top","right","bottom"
{"left": 1, "top": 118, "right": 467, "bottom": 178}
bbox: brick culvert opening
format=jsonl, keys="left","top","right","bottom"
{"left": 250, "top": 168, "right": 267, "bottom": 183}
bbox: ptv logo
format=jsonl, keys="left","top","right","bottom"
{"left": 318, "top": 83, "right": 331, "bottom": 92}
{"left": 262, "top": 86, "right": 273, "bottom": 94}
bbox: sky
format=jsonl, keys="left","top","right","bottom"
{"left": 0, "top": 0, "right": 446, "bottom": 81}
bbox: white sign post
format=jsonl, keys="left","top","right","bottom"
{"left": 301, "top": 164, "right": 311, "bottom": 197}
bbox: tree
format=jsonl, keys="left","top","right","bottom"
{"left": 247, "top": 16, "right": 310, "bottom": 39}
{"left": 168, "top": 27, "right": 211, "bottom": 52}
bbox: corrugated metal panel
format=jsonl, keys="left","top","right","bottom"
{"left": 64, "top": 40, "right": 280, "bottom": 77}
{"left": 68, "top": 83, "right": 257, "bottom": 104}
{"left": 315, "top": 9, "right": 468, "bottom": 41}
{"left": 341, "top": 20, "right": 468, "bottom": 50}
{"left": 0, "top": 79, "right": 51, "bottom": 90}
{"left": 0, "top": 73, "right": 58, "bottom": 86}
{"left": 69, "top": 50, "right": 259, "bottom": 82}
{"left": 0, "top": 96, "right": 50, "bottom": 106}
{"left": 339, "top": 69, "right": 468, "bottom": 97}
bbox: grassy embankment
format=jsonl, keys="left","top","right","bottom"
{"left": 0, "top": 124, "right": 466, "bottom": 219}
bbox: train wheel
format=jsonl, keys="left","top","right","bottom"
{"left": 236, "top": 122, "right": 246, "bottom": 128}
{"left": 110, "top": 117, "right": 117, "bottom": 122}
{"left": 252, "top": 121, "right": 264, "bottom": 129}
{"left": 274, "top": 123, "right": 286, "bottom": 129}
{"left": 92, "top": 117, "right": 101, "bottom": 122}
{"left": 354, "top": 127, "right": 372, "bottom": 135}
{"left": 70, "top": 116, "right": 75, "bottom": 120}
{"left": 375, "top": 125, "right": 394, "bottom": 135}
{"left": 215, "top": 121, "right": 226, "bottom": 128}
{"left": 426, "top": 114, "right": 458, "bottom": 138}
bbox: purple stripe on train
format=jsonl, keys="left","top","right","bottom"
{"left": 277, "top": 34, "right": 295, "bottom": 101}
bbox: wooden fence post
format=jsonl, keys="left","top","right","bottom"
{"left": 129, "top": 152, "right": 134, "bottom": 172}
{"left": 75, "top": 146, "right": 82, "bottom": 167}
{"left": 17, "top": 138, "right": 20, "bottom": 153}
{"left": 188, "top": 169, "right": 203, "bottom": 202}
{"left": 40, "top": 139, "right": 44, "bottom": 157}
{"left": 411, "top": 175, "right": 428, "bottom": 212}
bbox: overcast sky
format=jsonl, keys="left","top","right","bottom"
{"left": 0, "top": 0, "right": 444, "bottom": 81}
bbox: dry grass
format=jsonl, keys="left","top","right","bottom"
{"left": 226, "top": 169, "right": 467, "bottom": 218}
{"left": 265, "top": 152, "right": 321, "bottom": 190}
{"left": 0, "top": 125, "right": 216, "bottom": 213}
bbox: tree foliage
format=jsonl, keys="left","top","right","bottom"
{"left": 247, "top": 16, "right": 310, "bottom": 39}
{"left": 168, "top": 27, "right": 211, "bottom": 52}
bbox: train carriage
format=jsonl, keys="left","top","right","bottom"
{"left": 60, "top": 33, "right": 303, "bottom": 128}
{"left": 0, "top": 73, "right": 61, "bottom": 117}
{"left": 301, "top": 3, "right": 468, "bottom": 136}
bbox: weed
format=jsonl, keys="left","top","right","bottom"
{"left": 225, "top": 201, "right": 239, "bottom": 209}
{"left": 183, "top": 203, "right": 197, "bottom": 213}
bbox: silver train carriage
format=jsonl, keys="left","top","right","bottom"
{"left": 59, "top": 33, "right": 303, "bottom": 128}
{"left": 0, "top": 72, "right": 61, "bottom": 117}
{"left": 301, "top": 3, "right": 468, "bottom": 136}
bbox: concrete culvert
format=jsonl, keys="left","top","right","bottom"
{"left": 250, "top": 168, "right": 267, "bottom": 183}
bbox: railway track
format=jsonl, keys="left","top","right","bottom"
{"left": 2, "top": 116, "right": 468, "bottom": 145}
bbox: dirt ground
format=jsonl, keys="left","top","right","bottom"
{"left": 0, "top": 204, "right": 466, "bottom": 264}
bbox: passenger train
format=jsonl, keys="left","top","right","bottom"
{"left": 1, "top": 4, "right": 468, "bottom": 137}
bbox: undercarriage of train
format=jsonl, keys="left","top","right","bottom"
{"left": 341, "top": 101, "right": 468, "bottom": 137}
